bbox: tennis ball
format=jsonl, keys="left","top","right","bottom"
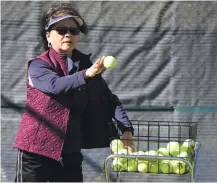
{"left": 104, "top": 56, "right": 116, "bottom": 69}
{"left": 138, "top": 161, "right": 149, "bottom": 173}
{"left": 157, "top": 153, "right": 164, "bottom": 164}
{"left": 157, "top": 148, "right": 170, "bottom": 156}
{"left": 126, "top": 159, "right": 138, "bottom": 172}
{"left": 110, "top": 139, "right": 124, "bottom": 153}
{"left": 118, "top": 148, "right": 132, "bottom": 155}
{"left": 134, "top": 151, "right": 146, "bottom": 155}
{"left": 167, "top": 142, "right": 180, "bottom": 156}
{"left": 133, "top": 151, "right": 146, "bottom": 155}
{"left": 178, "top": 151, "right": 188, "bottom": 158}
{"left": 133, "top": 151, "right": 146, "bottom": 161}
{"left": 149, "top": 162, "right": 160, "bottom": 173}
{"left": 144, "top": 150, "right": 158, "bottom": 156}
{"left": 177, "top": 151, "right": 194, "bottom": 168}
{"left": 181, "top": 140, "right": 195, "bottom": 156}
{"left": 171, "top": 160, "right": 186, "bottom": 174}
{"left": 184, "top": 139, "right": 195, "bottom": 148}
{"left": 181, "top": 144, "right": 193, "bottom": 154}
{"left": 112, "top": 158, "right": 126, "bottom": 171}
{"left": 160, "top": 160, "right": 172, "bottom": 174}
{"left": 117, "top": 148, "right": 132, "bottom": 163}
{"left": 144, "top": 150, "right": 158, "bottom": 162}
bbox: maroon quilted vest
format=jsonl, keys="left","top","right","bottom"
{"left": 13, "top": 48, "right": 72, "bottom": 161}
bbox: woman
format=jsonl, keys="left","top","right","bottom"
{"left": 13, "top": 2, "right": 134, "bottom": 182}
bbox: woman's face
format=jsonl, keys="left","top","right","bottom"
{"left": 46, "top": 18, "right": 79, "bottom": 57}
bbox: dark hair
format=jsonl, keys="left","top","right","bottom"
{"left": 40, "top": 2, "right": 87, "bottom": 51}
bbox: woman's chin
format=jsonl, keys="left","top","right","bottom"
{"left": 61, "top": 47, "right": 73, "bottom": 53}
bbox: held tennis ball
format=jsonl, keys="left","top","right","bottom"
{"left": 160, "top": 160, "right": 172, "bottom": 174}
{"left": 104, "top": 56, "right": 116, "bottom": 69}
{"left": 167, "top": 142, "right": 180, "bottom": 156}
{"left": 110, "top": 139, "right": 124, "bottom": 153}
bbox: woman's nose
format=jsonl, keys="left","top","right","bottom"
{"left": 65, "top": 33, "right": 71, "bottom": 37}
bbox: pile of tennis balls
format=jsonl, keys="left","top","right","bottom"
{"left": 110, "top": 139, "right": 196, "bottom": 174}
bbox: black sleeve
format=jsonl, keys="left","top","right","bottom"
{"left": 101, "top": 77, "right": 134, "bottom": 135}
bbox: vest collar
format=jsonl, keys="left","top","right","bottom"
{"left": 49, "top": 48, "right": 68, "bottom": 62}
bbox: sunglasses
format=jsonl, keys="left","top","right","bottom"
{"left": 51, "top": 27, "right": 80, "bottom": 35}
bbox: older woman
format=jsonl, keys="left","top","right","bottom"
{"left": 13, "top": 2, "right": 134, "bottom": 182}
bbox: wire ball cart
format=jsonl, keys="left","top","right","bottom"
{"left": 104, "top": 120, "right": 201, "bottom": 183}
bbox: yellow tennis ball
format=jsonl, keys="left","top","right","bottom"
{"left": 138, "top": 161, "right": 149, "bottom": 173}
{"left": 171, "top": 160, "right": 186, "bottom": 174}
{"left": 112, "top": 158, "right": 126, "bottom": 171}
{"left": 144, "top": 150, "right": 158, "bottom": 162}
{"left": 149, "top": 162, "right": 159, "bottom": 173}
{"left": 110, "top": 139, "right": 124, "bottom": 153}
{"left": 181, "top": 140, "right": 194, "bottom": 156}
{"left": 126, "top": 159, "right": 138, "bottom": 172}
{"left": 167, "top": 141, "right": 180, "bottom": 156}
{"left": 117, "top": 148, "right": 132, "bottom": 163}
{"left": 160, "top": 160, "right": 172, "bottom": 174}
{"left": 157, "top": 147, "right": 170, "bottom": 156}
{"left": 133, "top": 151, "right": 146, "bottom": 161}
{"left": 104, "top": 56, "right": 116, "bottom": 69}
{"left": 184, "top": 139, "right": 195, "bottom": 148}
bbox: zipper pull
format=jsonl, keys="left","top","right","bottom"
{"left": 59, "top": 157, "right": 64, "bottom": 167}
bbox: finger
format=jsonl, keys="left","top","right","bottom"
{"left": 95, "top": 57, "right": 102, "bottom": 64}
{"left": 96, "top": 68, "right": 105, "bottom": 75}
{"left": 99, "top": 56, "right": 106, "bottom": 70}
{"left": 95, "top": 64, "right": 105, "bottom": 73}
{"left": 125, "top": 146, "right": 134, "bottom": 153}
{"left": 99, "top": 56, "right": 106, "bottom": 65}
{"left": 100, "top": 66, "right": 106, "bottom": 72}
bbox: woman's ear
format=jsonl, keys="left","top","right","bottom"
{"left": 46, "top": 32, "right": 51, "bottom": 42}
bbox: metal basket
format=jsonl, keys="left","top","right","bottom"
{"left": 104, "top": 120, "right": 201, "bottom": 183}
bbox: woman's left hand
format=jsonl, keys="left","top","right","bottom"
{"left": 121, "top": 131, "right": 134, "bottom": 153}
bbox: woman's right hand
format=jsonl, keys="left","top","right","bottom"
{"left": 85, "top": 56, "right": 106, "bottom": 78}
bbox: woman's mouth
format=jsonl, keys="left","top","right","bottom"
{"left": 63, "top": 41, "right": 72, "bottom": 44}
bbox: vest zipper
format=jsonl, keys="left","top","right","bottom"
{"left": 58, "top": 57, "right": 68, "bottom": 168}
{"left": 59, "top": 157, "right": 64, "bottom": 167}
